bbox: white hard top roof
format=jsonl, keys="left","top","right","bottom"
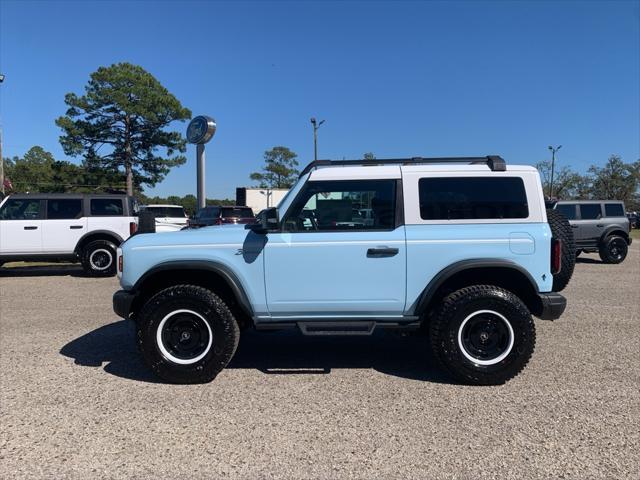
{"left": 308, "top": 163, "right": 537, "bottom": 181}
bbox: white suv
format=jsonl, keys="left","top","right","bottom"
{"left": 0, "top": 193, "right": 138, "bottom": 276}
{"left": 139, "top": 204, "right": 188, "bottom": 232}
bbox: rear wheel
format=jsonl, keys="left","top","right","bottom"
{"left": 137, "top": 285, "right": 240, "bottom": 384}
{"left": 546, "top": 209, "right": 575, "bottom": 291}
{"left": 599, "top": 235, "right": 628, "bottom": 264}
{"left": 81, "top": 240, "right": 117, "bottom": 276}
{"left": 429, "top": 285, "right": 536, "bottom": 385}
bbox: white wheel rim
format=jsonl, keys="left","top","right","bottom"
{"left": 89, "top": 249, "right": 113, "bottom": 270}
{"left": 457, "top": 309, "right": 515, "bottom": 366}
{"left": 156, "top": 309, "right": 213, "bottom": 365}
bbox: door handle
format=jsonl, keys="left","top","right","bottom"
{"left": 70, "top": 225, "right": 83, "bottom": 229}
{"left": 367, "top": 247, "right": 399, "bottom": 258}
{"left": 24, "top": 226, "right": 38, "bottom": 230}
{"left": 596, "top": 224, "right": 604, "bottom": 228}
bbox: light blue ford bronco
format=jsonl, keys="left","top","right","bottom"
{"left": 113, "top": 156, "right": 575, "bottom": 385}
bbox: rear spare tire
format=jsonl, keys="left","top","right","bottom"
{"left": 546, "top": 208, "right": 575, "bottom": 292}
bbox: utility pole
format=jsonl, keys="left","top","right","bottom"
{"left": 310, "top": 117, "right": 325, "bottom": 161}
{"left": 0, "top": 73, "right": 4, "bottom": 195}
{"left": 548, "top": 145, "right": 562, "bottom": 198}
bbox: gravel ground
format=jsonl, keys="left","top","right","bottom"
{"left": 1, "top": 246, "right": 638, "bottom": 479}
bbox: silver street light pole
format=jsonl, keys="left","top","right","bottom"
{"left": 310, "top": 117, "right": 325, "bottom": 161}
{"left": 0, "top": 73, "right": 5, "bottom": 196}
{"left": 548, "top": 144, "right": 562, "bottom": 198}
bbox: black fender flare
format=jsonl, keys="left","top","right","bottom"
{"left": 598, "top": 226, "right": 630, "bottom": 245}
{"left": 411, "top": 259, "right": 541, "bottom": 316}
{"left": 75, "top": 230, "right": 124, "bottom": 253}
{"left": 132, "top": 260, "right": 254, "bottom": 318}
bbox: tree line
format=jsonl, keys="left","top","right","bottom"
{"left": 535, "top": 155, "right": 640, "bottom": 209}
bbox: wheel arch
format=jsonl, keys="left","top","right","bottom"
{"left": 413, "top": 259, "right": 544, "bottom": 319}
{"left": 599, "top": 227, "right": 629, "bottom": 245}
{"left": 131, "top": 261, "right": 254, "bottom": 329}
{"left": 75, "top": 230, "right": 123, "bottom": 254}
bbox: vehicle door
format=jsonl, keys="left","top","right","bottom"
{"left": 576, "top": 203, "right": 604, "bottom": 242}
{"left": 42, "top": 198, "right": 87, "bottom": 253}
{"left": 0, "top": 198, "right": 44, "bottom": 254}
{"left": 263, "top": 179, "right": 406, "bottom": 316}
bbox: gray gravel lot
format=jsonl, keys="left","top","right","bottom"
{"left": 1, "top": 246, "right": 639, "bottom": 479}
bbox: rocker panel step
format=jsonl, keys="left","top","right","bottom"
{"left": 297, "top": 321, "right": 376, "bottom": 336}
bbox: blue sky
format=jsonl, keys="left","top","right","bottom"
{"left": 1, "top": 0, "right": 638, "bottom": 199}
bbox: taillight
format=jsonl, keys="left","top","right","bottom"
{"left": 129, "top": 221, "right": 137, "bottom": 235}
{"left": 551, "top": 238, "right": 562, "bottom": 274}
{"left": 118, "top": 255, "right": 123, "bottom": 273}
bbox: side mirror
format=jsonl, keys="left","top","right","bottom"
{"left": 246, "top": 207, "right": 278, "bottom": 234}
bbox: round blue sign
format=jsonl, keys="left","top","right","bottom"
{"left": 187, "top": 116, "right": 216, "bottom": 144}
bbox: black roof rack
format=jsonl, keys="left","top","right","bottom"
{"left": 299, "top": 155, "right": 506, "bottom": 177}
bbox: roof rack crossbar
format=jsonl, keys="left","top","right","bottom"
{"left": 299, "top": 155, "right": 506, "bottom": 177}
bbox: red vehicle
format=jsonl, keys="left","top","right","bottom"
{"left": 188, "top": 206, "right": 256, "bottom": 228}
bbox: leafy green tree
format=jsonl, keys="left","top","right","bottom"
{"left": 534, "top": 160, "right": 587, "bottom": 199}
{"left": 56, "top": 62, "right": 191, "bottom": 195}
{"left": 363, "top": 152, "right": 376, "bottom": 160}
{"left": 250, "top": 146, "right": 299, "bottom": 189}
{"left": 588, "top": 155, "right": 640, "bottom": 204}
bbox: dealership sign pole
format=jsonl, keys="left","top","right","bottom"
{"left": 186, "top": 115, "right": 216, "bottom": 209}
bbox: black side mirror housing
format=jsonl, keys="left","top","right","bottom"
{"left": 245, "top": 207, "right": 279, "bottom": 234}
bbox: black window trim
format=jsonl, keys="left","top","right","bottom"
{"left": 0, "top": 198, "right": 45, "bottom": 221}
{"left": 417, "top": 176, "right": 530, "bottom": 222}
{"left": 280, "top": 178, "right": 403, "bottom": 233}
{"left": 44, "top": 198, "right": 85, "bottom": 220}
{"left": 89, "top": 197, "right": 125, "bottom": 217}
{"left": 604, "top": 202, "right": 625, "bottom": 218}
{"left": 577, "top": 203, "right": 603, "bottom": 220}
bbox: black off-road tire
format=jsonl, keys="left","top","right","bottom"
{"left": 546, "top": 208, "right": 575, "bottom": 291}
{"left": 598, "top": 235, "right": 628, "bottom": 264}
{"left": 81, "top": 240, "right": 117, "bottom": 277}
{"left": 429, "top": 285, "right": 536, "bottom": 386}
{"left": 137, "top": 285, "right": 240, "bottom": 384}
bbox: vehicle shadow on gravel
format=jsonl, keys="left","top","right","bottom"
{"left": 575, "top": 257, "right": 605, "bottom": 264}
{"left": 60, "top": 320, "right": 161, "bottom": 383}
{"left": 60, "top": 321, "right": 458, "bottom": 384}
{"left": 0, "top": 265, "right": 87, "bottom": 277}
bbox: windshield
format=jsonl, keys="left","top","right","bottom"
{"left": 143, "top": 206, "right": 186, "bottom": 217}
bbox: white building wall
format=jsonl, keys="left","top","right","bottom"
{"left": 240, "top": 188, "right": 290, "bottom": 214}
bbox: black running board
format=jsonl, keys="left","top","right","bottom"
{"left": 255, "top": 320, "right": 421, "bottom": 336}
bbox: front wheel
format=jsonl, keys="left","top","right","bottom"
{"left": 137, "top": 285, "right": 240, "bottom": 384}
{"left": 81, "top": 240, "right": 117, "bottom": 276}
{"left": 599, "top": 236, "right": 628, "bottom": 264}
{"left": 429, "top": 285, "right": 536, "bottom": 385}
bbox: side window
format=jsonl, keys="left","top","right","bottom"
{"left": 90, "top": 198, "right": 123, "bottom": 216}
{"left": 0, "top": 199, "right": 42, "bottom": 220}
{"left": 419, "top": 177, "right": 528, "bottom": 220}
{"left": 556, "top": 204, "right": 577, "bottom": 220}
{"left": 579, "top": 204, "right": 602, "bottom": 220}
{"left": 47, "top": 199, "right": 82, "bottom": 220}
{"left": 284, "top": 180, "right": 396, "bottom": 231}
{"left": 604, "top": 203, "right": 624, "bottom": 217}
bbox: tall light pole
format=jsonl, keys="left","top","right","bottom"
{"left": 0, "top": 73, "right": 5, "bottom": 196}
{"left": 548, "top": 144, "right": 562, "bottom": 198}
{"left": 310, "top": 117, "right": 325, "bottom": 161}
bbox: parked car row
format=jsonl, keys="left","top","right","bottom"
{"left": 0, "top": 194, "right": 257, "bottom": 274}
